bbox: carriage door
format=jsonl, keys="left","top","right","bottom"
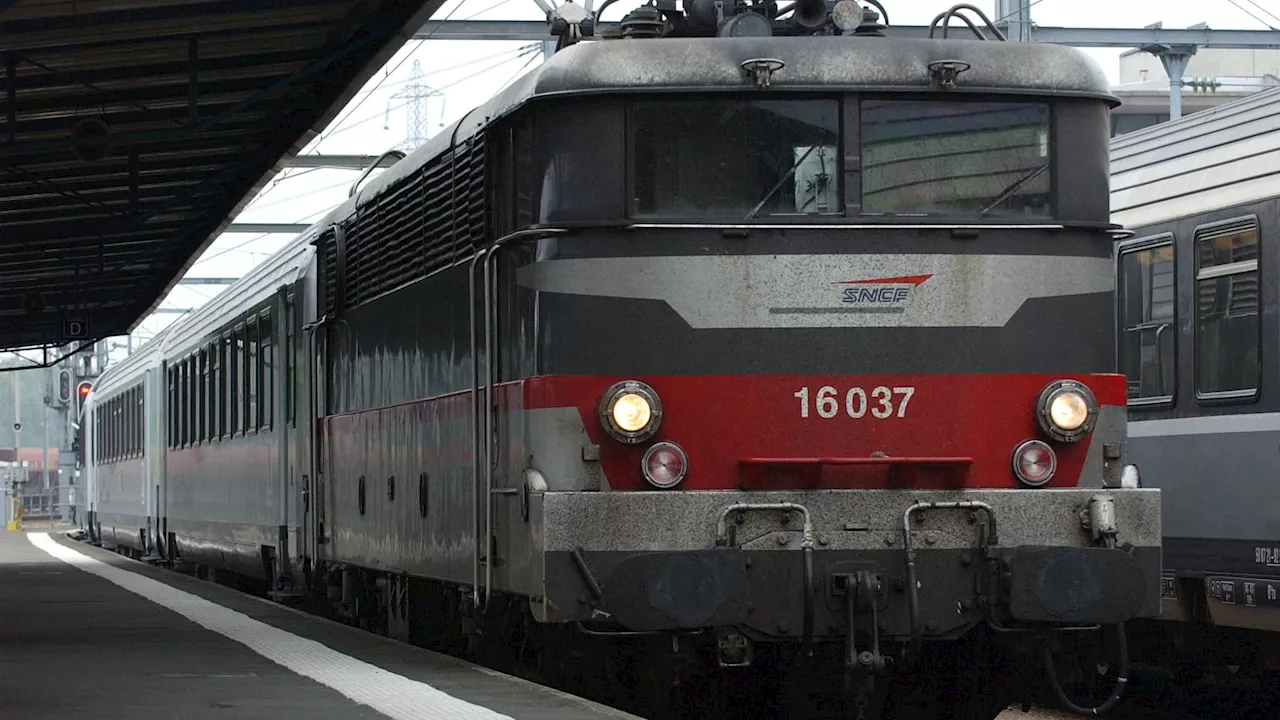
{"left": 305, "top": 225, "right": 343, "bottom": 562}
{"left": 304, "top": 307, "right": 329, "bottom": 557}
{"left": 149, "top": 365, "right": 167, "bottom": 559}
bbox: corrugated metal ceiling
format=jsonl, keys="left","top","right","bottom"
{"left": 0, "top": 0, "right": 441, "bottom": 356}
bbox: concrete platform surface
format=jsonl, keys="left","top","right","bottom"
{"left": 0, "top": 529, "right": 641, "bottom": 720}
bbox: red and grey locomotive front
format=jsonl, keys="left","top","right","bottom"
{"left": 476, "top": 19, "right": 1162, "bottom": 694}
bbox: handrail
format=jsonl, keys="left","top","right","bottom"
{"left": 471, "top": 226, "right": 569, "bottom": 611}
{"left": 468, "top": 250, "right": 486, "bottom": 612}
{"left": 348, "top": 150, "right": 405, "bottom": 199}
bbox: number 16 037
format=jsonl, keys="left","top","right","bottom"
{"left": 793, "top": 385, "right": 915, "bottom": 419}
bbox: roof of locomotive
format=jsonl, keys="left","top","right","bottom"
{"left": 1111, "top": 85, "right": 1280, "bottom": 229}
{"left": 524, "top": 35, "right": 1117, "bottom": 102}
{"left": 351, "top": 34, "right": 1117, "bottom": 217}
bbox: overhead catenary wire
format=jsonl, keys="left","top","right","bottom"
{"left": 494, "top": 47, "right": 544, "bottom": 95}
{"left": 295, "top": 43, "right": 533, "bottom": 139}
{"left": 1224, "top": 0, "right": 1278, "bottom": 28}
{"left": 245, "top": 45, "right": 533, "bottom": 211}
{"left": 1243, "top": 0, "right": 1280, "bottom": 26}
{"left": 213, "top": 46, "right": 540, "bottom": 268}
{"left": 311, "top": 0, "right": 481, "bottom": 152}
{"left": 127, "top": 0, "right": 535, "bottom": 344}
{"left": 317, "top": 43, "right": 543, "bottom": 144}
{"left": 310, "top": 41, "right": 426, "bottom": 153}
{"left": 204, "top": 43, "right": 546, "bottom": 264}
{"left": 992, "top": 0, "right": 1049, "bottom": 23}
{"left": 184, "top": 16, "right": 546, "bottom": 291}
{"left": 459, "top": 0, "right": 517, "bottom": 21}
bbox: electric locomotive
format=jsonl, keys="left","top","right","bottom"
{"left": 82, "top": 2, "right": 1164, "bottom": 718}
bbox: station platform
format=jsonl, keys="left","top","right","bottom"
{"left": 0, "top": 528, "right": 641, "bottom": 720}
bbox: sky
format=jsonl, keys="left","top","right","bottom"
{"left": 102, "top": 0, "right": 1280, "bottom": 358}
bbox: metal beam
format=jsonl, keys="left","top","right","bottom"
{"left": 224, "top": 223, "right": 309, "bottom": 234}
{"left": 177, "top": 277, "right": 239, "bottom": 285}
{"left": 414, "top": 20, "right": 1280, "bottom": 49}
{"left": 1032, "top": 26, "right": 1280, "bottom": 48}
{"left": 415, "top": 20, "right": 556, "bottom": 40}
{"left": 996, "top": 0, "right": 1033, "bottom": 43}
{"left": 285, "top": 154, "right": 403, "bottom": 169}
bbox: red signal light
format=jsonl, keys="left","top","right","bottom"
{"left": 77, "top": 381, "right": 92, "bottom": 398}
{"left": 57, "top": 369, "right": 72, "bottom": 404}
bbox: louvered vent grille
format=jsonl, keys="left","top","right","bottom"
{"left": 319, "top": 228, "right": 338, "bottom": 317}
{"left": 458, "top": 134, "right": 488, "bottom": 246}
{"left": 316, "top": 134, "right": 489, "bottom": 313}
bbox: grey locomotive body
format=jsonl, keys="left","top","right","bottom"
{"left": 84, "top": 4, "right": 1163, "bottom": 718}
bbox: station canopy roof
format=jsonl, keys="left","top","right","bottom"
{"left": 0, "top": 0, "right": 441, "bottom": 359}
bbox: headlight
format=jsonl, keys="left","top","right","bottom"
{"left": 1120, "top": 464, "right": 1141, "bottom": 489}
{"left": 1035, "top": 379, "right": 1098, "bottom": 443}
{"left": 599, "top": 380, "right": 662, "bottom": 444}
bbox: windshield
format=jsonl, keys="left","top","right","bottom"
{"left": 860, "top": 100, "right": 1052, "bottom": 218}
{"left": 631, "top": 98, "right": 841, "bottom": 219}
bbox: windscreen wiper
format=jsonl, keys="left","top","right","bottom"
{"left": 978, "top": 163, "right": 1048, "bottom": 217}
{"left": 746, "top": 145, "right": 820, "bottom": 219}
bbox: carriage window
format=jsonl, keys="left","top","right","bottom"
{"left": 260, "top": 311, "right": 273, "bottom": 431}
{"left": 187, "top": 357, "right": 197, "bottom": 446}
{"left": 125, "top": 391, "right": 133, "bottom": 458}
{"left": 231, "top": 328, "right": 243, "bottom": 435}
{"left": 246, "top": 319, "right": 258, "bottom": 432}
{"left": 197, "top": 350, "right": 207, "bottom": 443}
{"left": 1195, "top": 222, "right": 1260, "bottom": 399}
{"left": 180, "top": 360, "right": 190, "bottom": 447}
{"left": 285, "top": 297, "right": 295, "bottom": 427}
{"left": 861, "top": 100, "right": 1051, "bottom": 218}
{"left": 222, "top": 334, "right": 232, "bottom": 437}
{"left": 211, "top": 340, "right": 222, "bottom": 440}
{"left": 135, "top": 386, "right": 144, "bottom": 458}
{"left": 167, "top": 367, "right": 176, "bottom": 449}
{"left": 1119, "top": 240, "right": 1175, "bottom": 403}
{"left": 631, "top": 99, "right": 841, "bottom": 218}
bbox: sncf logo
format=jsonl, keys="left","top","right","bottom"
{"left": 834, "top": 274, "right": 932, "bottom": 309}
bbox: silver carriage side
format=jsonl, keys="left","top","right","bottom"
{"left": 1112, "top": 85, "right": 1280, "bottom": 675}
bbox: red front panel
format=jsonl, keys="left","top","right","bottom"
{"left": 525, "top": 373, "right": 1126, "bottom": 491}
